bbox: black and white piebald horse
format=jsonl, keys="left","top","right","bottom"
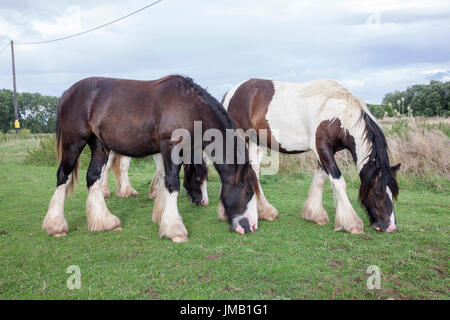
{"left": 221, "top": 78, "right": 400, "bottom": 233}
{"left": 101, "top": 151, "right": 209, "bottom": 206}
{"left": 42, "top": 75, "right": 259, "bottom": 242}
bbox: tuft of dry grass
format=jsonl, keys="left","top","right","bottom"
{"left": 278, "top": 149, "right": 355, "bottom": 176}
{"left": 387, "top": 129, "right": 449, "bottom": 177}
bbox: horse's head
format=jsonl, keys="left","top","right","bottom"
{"left": 219, "top": 162, "right": 259, "bottom": 234}
{"left": 360, "top": 162, "right": 401, "bottom": 232}
{"left": 183, "top": 163, "right": 209, "bottom": 206}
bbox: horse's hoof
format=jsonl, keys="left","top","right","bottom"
{"left": 42, "top": 215, "right": 69, "bottom": 237}
{"left": 160, "top": 218, "right": 188, "bottom": 243}
{"left": 259, "top": 205, "right": 279, "bottom": 221}
{"left": 53, "top": 232, "right": 67, "bottom": 237}
{"left": 171, "top": 235, "right": 188, "bottom": 243}
{"left": 301, "top": 205, "right": 329, "bottom": 225}
{"left": 317, "top": 219, "right": 329, "bottom": 225}
{"left": 87, "top": 213, "right": 122, "bottom": 232}
{"left": 349, "top": 227, "right": 364, "bottom": 234}
{"left": 117, "top": 187, "right": 138, "bottom": 198}
{"left": 103, "top": 219, "right": 122, "bottom": 232}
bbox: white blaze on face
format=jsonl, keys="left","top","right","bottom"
{"left": 233, "top": 194, "right": 258, "bottom": 234}
{"left": 386, "top": 187, "right": 397, "bottom": 232}
{"left": 200, "top": 180, "right": 209, "bottom": 205}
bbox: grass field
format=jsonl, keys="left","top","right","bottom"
{"left": 0, "top": 136, "right": 448, "bottom": 300}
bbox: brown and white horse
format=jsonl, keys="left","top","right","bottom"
{"left": 42, "top": 75, "right": 258, "bottom": 242}
{"left": 101, "top": 152, "right": 209, "bottom": 206}
{"left": 221, "top": 78, "right": 400, "bottom": 233}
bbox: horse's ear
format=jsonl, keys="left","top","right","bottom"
{"left": 391, "top": 163, "right": 401, "bottom": 177}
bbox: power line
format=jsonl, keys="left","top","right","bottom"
{"left": 0, "top": 42, "right": 10, "bottom": 54}
{"left": 14, "top": 0, "right": 163, "bottom": 45}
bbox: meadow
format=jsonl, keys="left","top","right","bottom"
{"left": 0, "top": 118, "right": 448, "bottom": 299}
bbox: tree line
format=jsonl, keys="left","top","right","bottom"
{"left": 370, "top": 80, "right": 450, "bottom": 118}
{"left": 0, "top": 80, "right": 449, "bottom": 133}
{"left": 0, "top": 89, "right": 59, "bottom": 133}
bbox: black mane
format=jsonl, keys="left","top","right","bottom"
{"left": 171, "top": 75, "right": 237, "bottom": 130}
{"left": 359, "top": 111, "right": 399, "bottom": 219}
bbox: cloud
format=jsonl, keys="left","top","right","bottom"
{"left": 0, "top": 0, "right": 449, "bottom": 103}
{"left": 425, "top": 70, "right": 450, "bottom": 82}
{"left": 31, "top": 5, "right": 83, "bottom": 37}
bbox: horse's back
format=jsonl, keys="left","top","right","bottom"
{"left": 57, "top": 76, "right": 184, "bottom": 157}
{"left": 223, "top": 78, "right": 368, "bottom": 152}
{"left": 57, "top": 75, "right": 225, "bottom": 157}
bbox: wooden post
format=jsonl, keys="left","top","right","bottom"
{"left": 11, "top": 40, "right": 19, "bottom": 134}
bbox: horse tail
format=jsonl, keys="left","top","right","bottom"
{"left": 56, "top": 95, "right": 79, "bottom": 196}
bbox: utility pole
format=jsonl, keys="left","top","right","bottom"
{"left": 10, "top": 40, "right": 19, "bottom": 133}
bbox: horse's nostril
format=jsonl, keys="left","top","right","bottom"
{"left": 201, "top": 199, "right": 208, "bottom": 206}
{"left": 239, "top": 217, "right": 252, "bottom": 234}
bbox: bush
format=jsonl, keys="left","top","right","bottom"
{"left": 26, "top": 135, "right": 58, "bottom": 166}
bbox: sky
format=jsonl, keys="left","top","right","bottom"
{"left": 0, "top": 0, "right": 449, "bottom": 104}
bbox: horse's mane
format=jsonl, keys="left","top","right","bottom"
{"left": 153, "top": 75, "right": 181, "bottom": 85}
{"left": 301, "top": 79, "right": 373, "bottom": 128}
{"left": 166, "top": 75, "right": 237, "bottom": 130}
{"left": 359, "top": 111, "right": 399, "bottom": 203}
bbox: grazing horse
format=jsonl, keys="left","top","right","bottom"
{"left": 42, "top": 75, "right": 259, "bottom": 242}
{"left": 221, "top": 78, "right": 400, "bottom": 233}
{"left": 101, "top": 151, "right": 209, "bottom": 206}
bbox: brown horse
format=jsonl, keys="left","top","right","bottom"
{"left": 42, "top": 75, "right": 258, "bottom": 242}
{"left": 101, "top": 152, "right": 209, "bottom": 206}
{"left": 221, "top": 78, "right": 400, "bottom": 233}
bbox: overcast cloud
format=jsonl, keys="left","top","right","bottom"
{"left": 0, "top": 0, "right": 449, "bottom": 103}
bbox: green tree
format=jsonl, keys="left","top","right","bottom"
{"left": 0, "top": 89, "right": 59, "bottom": 133}
{"left": 17, "top": 92, "right": 59, "bottom": 133}
{"left": 0, "top": 89, "right": 15, "bottom": 133}
{"left": 382, "top": 80, "right": 450, "bottom": 117}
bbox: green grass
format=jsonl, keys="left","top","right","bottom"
{"left": 0, "top": 137, "right": 448, "bottom": 300}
